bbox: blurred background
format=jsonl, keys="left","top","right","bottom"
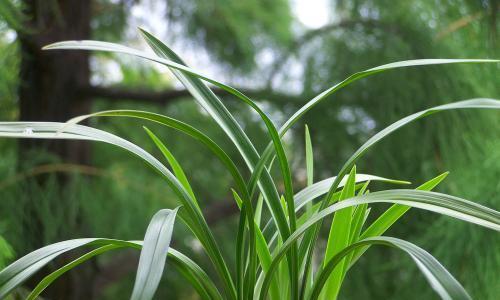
{"left": 0, "top": 0, "right": 499, "bottom": 299}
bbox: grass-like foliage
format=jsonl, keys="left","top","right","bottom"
{"left": 0, "top": 29, "right": 499, "bottom": 300}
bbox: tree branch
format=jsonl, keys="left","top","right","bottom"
{"left": 80, "top": 84, "right": 303, "bottom": 105}
{"left": 266, "top": 19, "right": 400, "bottom": 85}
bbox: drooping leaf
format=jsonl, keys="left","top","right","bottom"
{"left": 0, "top": 122, "right": 233, "bottom": 299}
{"left": 258, "top": 189, "right": 500, "bottom": 300}
{"left": 349, "top": 172, "right": 450, "bottom": 266}
{"left": 137, "top": 30, "right": 299, "bottom": 297}
{"left": 262, "top": 174, "right": 409, "bottom": 249}
{"left": 298, "top": 99, "right": 500, "bottom": 296}
{"left": 310, "top": 236, "right": 471, "bottom": 300}
{"left": 4, "top": 238, "right": 220, "bottom": 300}
{"left": 249, "top": 62, "right": 499, "bottom": 201}
{"left": 46, "top": 34, "right": 304, "bottom": 296}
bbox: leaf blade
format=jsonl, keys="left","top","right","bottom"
{"left": 131, "top": 208, "right": 179, "bottom": 300}
{"left": 144, "top": 127, "right": 197, "bottom": 202}
{"left": 321, "top": 166, "right": 357, "bottom": 299}
{"left": 0, "top": 122, "right": 232, "bottom": 299}
{"left": 258, "top": 189, "right": 500, "bottom": 300}
{"left": 310, "top": 236, "right": 471, "bottom": 300}
{"left": 347, "top": 172, "right": 450, "bottom": 268}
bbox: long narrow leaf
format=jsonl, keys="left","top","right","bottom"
{"left": 248, "top": 61, "right": 498, "bottom": 208}
{"left": 0, "top": 122, "right": 233, "bottom": 299}
{"left": 26, "top": 244, "right": 221, "bottom": 300}
{"left": 139, "top": 30, "right": 296, "bottom": 236}
{"left": 349, "top": 172, "right": 450, "bottom": 266}
{"left": 47, "top": 33, "right": 299, "bottom": 298}
{"left": 262, "top": 174, "right": 409, "bottom": 242}
{"left": 136, "top": 31, "right": 293, "bottom": 252}
{"left": 305, "top": 125, "right": 314, "bottom": 187}
{"left": 144, "top": 127, "right": 197, "bottom": 202}
{"left": 2, "top": 238, "right": 220, "bottom": 300}
{"left": 321, "top": 166, "right": 357, "bottom": 299}
{"left": 258, "top": 189, "right": 500, "bottom": 300}
{"left": 310, "top": 236, "right": 471, "bottom": 300}
{"left": 26, "top": 244, "right": 121, "bottom": 300}
{"left": 298, "top": 99, "right": 500, "bottom": 296}
{"left": 131, "top": 208, "right": 179, "bottom": 300}
{"left": 44, "top": 38, "right": 288, "bottom": 245}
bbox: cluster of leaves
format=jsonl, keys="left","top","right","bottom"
{"left": 289, "top": 2, "right": 499, "bottom": 298}
{"left": 0, "top": 29, "right": 499, "bottom": 300}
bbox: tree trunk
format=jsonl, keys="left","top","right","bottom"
{"left": 18, "top": 1, "right": 95, "bottom": 299}
{"left": 19, "top": 0, "right": 91, "bottom": 164}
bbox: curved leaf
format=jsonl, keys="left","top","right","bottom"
{"left": 144, "top": 127, "right": 196, "bottom": 202}
{"left": 349, "top": 172, "right": 450, "bottom": 267}
{"left": 297, "top": 99, "right": 500, "bottom": 297}
{"left": 26, "top": 244, "right": 121, "bottom": 300}
{"left": 280, "top": 60, "right": 498, "bottom": 136}
{"left": 0, "top": 122, "right": 233, "bottom": 298}
{"left": 258, "top": 189, "right": 500, "bottom": 299}
{"left": 48, "top": 31, "right": 297, "bottom": 296}
{"left": 44, "top": 34, "right": 289, "bottom": 243}
{"left": 3, "top": 238, "right": 220, "bottom": 300}
{"left": 261, "top": 174, "right": 409, "bottom": 240}
{"left": 310, "top": 236, "right": 471, "bottom": 300}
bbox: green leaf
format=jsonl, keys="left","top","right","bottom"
{"left": 417, "top": 171, "right": 450, "bottom": 191}
{"left": 321, "top": 100, "right": 500, "bottom": 215}
{"left": 305, "top": 125, "right": 314, "bottom": 187}
{"left": 321, "top": 166, "right": 357, "bottom": 300}
{"left": 232, "top": 190, "right": 279, "bottom": 300}
{"left": 310, "top": 236, "right": 471, "bottom": 300}
{"left": 46, "top": 31, "right": 301, "bottom": 298}
{"left": 144, "top": 127, "right": 197, "bottom": 202}
{"left": 26, "top": 244, "right": 122, "bottom": 300}
{"left": 293, "top": 174, "right": 408, "bottom": 213}
{"left": 25, "top": 34, "right": 500, "bottom": 300}
{"left": 299, "top": 124, "right": 316, "bottom": 296}
{"left": 262, "top": 174, "right": 409, "bottom": 248}
{"left": 349, "top": 172, "right": 450, "bottom": 267}
{"left": 297, "top": 99, "right": 500, "bottom": 297}
{"left": 235, "top": 192, "right": 247, "bottom": 300}
{"left": 255, "top": 194, "right": 264, "bottom": 226}
{"left": 168, "top": 248, "right": 223, "bottom": 300}
{"left": 4, "top": 238, "right": 220, "bottom": 300}
{"left": 44, "top": 38, "right": 498, "bottom": 300}
{"left": 68, "top": 110, "right": 249, "bottom": 211}
{"left": 0, "top": 122, "right": 232, "bottom": 299}
{"left": 44, "top": 34, "right": 289, "bottom": 247}
{"left": 343, "top": 182, "right": 371, "bottom": 272}
{"left": 75, "top": 111, "right": 261, "bottom": 295}
{"left": 280, "top": 60, "right": 498, "bottom": 137}
{"left": 0, "top": 238, "right": 96, "bottom": 298}
{"left": 138, "top": 30, "right": 299, "bottom": 297}
{"left": 258, "top": 189, "right": 500, "bottom": 300}
{"left": 137, "top": 29, "right": 295, "bottom": 243}
{"left": 131, "top": 208, "right": 179, "bottom": 300}
{"left": 343, "top": 203, "right": 368, "bottom": 271}
{"left": 363, "top": 172, "right": 449, "bottom": 240}
{"left": 248, "top": 61, "right": 499, "bottom": 205}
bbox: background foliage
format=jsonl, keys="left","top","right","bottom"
{"left": 0, "top": 0, "right": 498, "bottom": 299}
